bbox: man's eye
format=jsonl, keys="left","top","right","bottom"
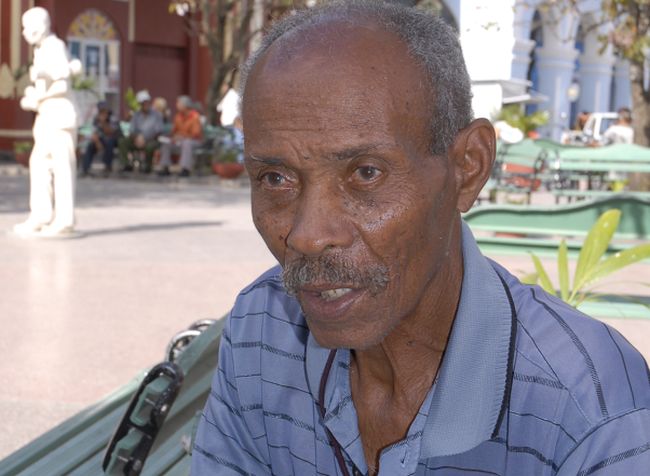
{"left": 260, "top": 172, "right": 287, "bottom": 187}
{"left": 354, "top": 165, "right": 382, "bottom": 182}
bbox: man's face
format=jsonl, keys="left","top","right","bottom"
{"left": 243, "top": 21, "right": 463, "bottom": 349}
{"left": 140, "top": 101, "right": 151, "bottom": 113}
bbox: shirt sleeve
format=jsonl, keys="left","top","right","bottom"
{"left": 191, "top": 319, "right": 271, "bottom": 475}
{"left": 556, "top": 409, "right": 650, "bottom": 475}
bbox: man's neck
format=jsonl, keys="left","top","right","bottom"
{"left": 349, "top": 236, "right": 464, "bottom": 469}
{"left": 351, "top": 250, "right": 462, "bottom": 400}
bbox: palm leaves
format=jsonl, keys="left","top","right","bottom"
{"left": 523, "top": 209, "right": 650, "bottom": 307}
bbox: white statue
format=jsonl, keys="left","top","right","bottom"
{"left": 14, "top": 7, "right": 80, "bottom": 237}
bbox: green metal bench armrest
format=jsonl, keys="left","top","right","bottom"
{"left": 0, "top": 318, "right": 225, "bottom": 476}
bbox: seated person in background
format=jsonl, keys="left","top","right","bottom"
{"left": 603, "top": 107, "right": 634, "bottom": 145}
{"left": 157, "top": 95, "right": 202, "bottom": 177}
{"left": 153, "top": 96, "right": 173, "bottom": 129}
{"left": 602, "top": 107, "right": 634, "bottom": 186}
{"left": 80, "top": 101, "right": 120, "bottom": 177}
{"left": 118, "top": 90, "right": 163, "bottom": 173}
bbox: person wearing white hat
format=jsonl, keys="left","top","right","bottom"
{"left": 118, "top": 89, "right": 164, "bottom": 172}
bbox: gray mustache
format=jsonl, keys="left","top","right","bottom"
{"left": 282, "top": 254, "right": 389, "bottom": 297}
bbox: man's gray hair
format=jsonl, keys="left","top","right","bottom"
{"left": 240, "top": 0, "right": 473, "bottom": 155}
{"left": 177, "top": 95, "right": 193, "bottom": 108}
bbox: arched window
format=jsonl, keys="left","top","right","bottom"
{"left": 67, "top": 9, "right": 121, "bottom": 115}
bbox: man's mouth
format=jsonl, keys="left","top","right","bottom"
{"left": 297, "top": 285, "right": 366, "bottom": 324}
{"left": 319, "top": 288, "right": 353, "bottom": 301}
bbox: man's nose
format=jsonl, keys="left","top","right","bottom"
{"left": 285, "top": 184, "right": 354, "bottom": 257}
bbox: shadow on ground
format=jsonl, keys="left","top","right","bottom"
{"left": 81, "top": 220, "right": 223, "bottom": 238}
{"left": 0, "top": 175, "right": 250, "bottom": 214}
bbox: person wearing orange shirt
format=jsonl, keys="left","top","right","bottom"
{"left": 157, "top": 95, "right": 202, "bottom": 177}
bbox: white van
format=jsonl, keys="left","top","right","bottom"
{"left": 561, "top": 112, "right": 618, "bottom": 145}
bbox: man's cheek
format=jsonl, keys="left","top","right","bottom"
{"left": 253, "top": 214, "right": 289, "bottom": 262}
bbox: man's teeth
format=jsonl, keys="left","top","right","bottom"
{"left": 320, "top": 288, "right": 352, "bottom": 300}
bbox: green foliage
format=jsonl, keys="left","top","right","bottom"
{"left": 602, "top": 0, "right": 650, "bottom": 64}
{"left": 495, "top": 105, "right": 549, "bottom": 134}
{"left": 416, "top": 0, "right": 445, "bottom": 14}
{"left": 212, "top": 128, "right": 242, "bottom": 163}
{"left": 124, "top": 87, "right": 140, "bottom": 113}
{"left": 214, "top": 149, "right": 239, "bottom": 163}
{"left": 13, "top": 141, "right": 33, "bottom": 154}
{"left": 13, "top": 64, "right": 30, "bottom": 81}
{"left": 526, "top": 209, "right": 650, "bottom": 307}
{"left": 544, "top": 0, "right": 650, "bottom": 65}
{"left": 71, "top": 76, "right": 98, "bottom": 95}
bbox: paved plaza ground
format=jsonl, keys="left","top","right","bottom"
{"left": 0, "top": 164, "right": 648, "bottom": 460}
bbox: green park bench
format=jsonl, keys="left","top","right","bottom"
{"left": 464, "top": 193, "right": 650, "bottom": 256}
{"left": 552, "top": 189, "right": 650, "bottom": 202}
{"left": 0, "top": 319, "right": 224, "bottom": 476}
{"left": 490, "top": 139, "right": 550, "bottom": 203}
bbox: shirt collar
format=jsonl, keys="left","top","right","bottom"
{"left": 305, "top": 221, "right": 516, "bottom": 458}
{"left": 419, "top": 221, "right": 515, "bottom": 457}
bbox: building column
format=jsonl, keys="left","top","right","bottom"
{"left": 534, "top": 46, "right": 579, "bottom": 140}
{"left": 511, "top": 38, "right": 536, "bottom": 81}
{"left": 577, "top": 54, "right": 615, "bottom": 114}
{"left": 613, "top": 57, "right": 632, "bottom": 110}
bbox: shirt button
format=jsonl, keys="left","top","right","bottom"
{"left": 352, "top": 468, "right": 363, "bottom": 476}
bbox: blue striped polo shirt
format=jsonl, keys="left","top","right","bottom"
{"left": 191, "top": 223, "right": 650, "bottom": 475}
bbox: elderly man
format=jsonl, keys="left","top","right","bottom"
{"left": 157, "top": 95, "right": 202, "bottom": 177}
{"left": 192, "top": 2, "right": 650, "bottom": 475}
{"left": 118, "top": 90, "right": 163, "bottom": 173}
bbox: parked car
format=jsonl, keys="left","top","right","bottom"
{"left": 561, "top": 112, "right": 618, "bottom": 145}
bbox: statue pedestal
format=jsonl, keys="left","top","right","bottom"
{"left": 10, "top": 226, "right": 84, "bottom": 240}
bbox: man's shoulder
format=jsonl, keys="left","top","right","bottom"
{"left": 502, "top": 271, "right": 650, "bottom": 430}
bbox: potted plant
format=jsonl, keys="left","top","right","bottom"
{"left": 211, "top": 128, "right": 245, "bottom": 178}
{"left": 13, "top": 141, "right": 33, "bottom": 167}
{"left": 212, "top": 148, "right": 245, "bottom": 178}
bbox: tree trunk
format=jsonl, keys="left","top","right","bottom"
{"left": 629, "top": 62, "right": 650, "bottom": 146}
{"left": 206, "top": 68, "right": 222, "bottom": 125}
{"left": 628, "top": 61, "right": 650, "bottom": 190}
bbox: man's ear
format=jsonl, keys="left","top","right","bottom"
{"left": 450, "top": 118, "right": 496, "bottom": 213}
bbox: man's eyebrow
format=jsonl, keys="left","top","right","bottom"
{"left": 247, "top": 144, "right": 389, "bottom": 164}
{"left": 247, "top": 154, "right": 283, "bottom": 165}
{"left": 326, "top": 144, "right": 383, "bottom": 161}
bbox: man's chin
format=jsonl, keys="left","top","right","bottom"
{"left": 304, "top": 312, "right": 395, "bottom": 351}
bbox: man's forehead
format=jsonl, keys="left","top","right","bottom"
{"left": 245, "top": 16, "right": 418, "bottom": 94}
{"left": 269, "top": 16, "right": 393, "bottom": 61}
